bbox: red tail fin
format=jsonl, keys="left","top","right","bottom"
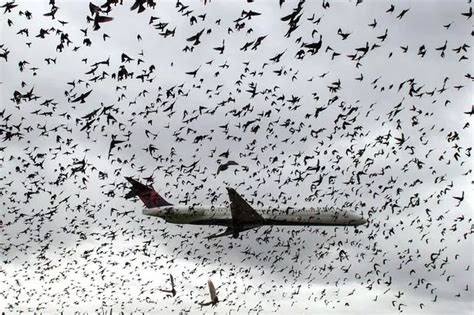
{"left": 124, "top": 177, "right": 172, "bottom": 208}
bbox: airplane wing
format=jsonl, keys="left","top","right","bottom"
{"left": 206, "top": 188, "right": 264, "bottom": 240}
{"left": 226, "top": 187, "right": 265, "bottom": 226}
{"left": 205, "top": 225, "right": 260, "bottom": 240}
{"left": 206, "top": 227, "right": 235, "bottom": 240}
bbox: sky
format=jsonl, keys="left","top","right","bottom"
{"left": 0, "top": 0, "right": 473, "bottom": 314}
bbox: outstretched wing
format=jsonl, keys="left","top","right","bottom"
{"left": 208, "top": 279, "right": 218, "bottom": 303}
{"left": 170, "top": 274, "right": 174, "bottom": 288}
{"left": 226, "top": 187, "right": 265, "bottom": 226}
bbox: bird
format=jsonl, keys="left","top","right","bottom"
{"left": 69, "top": 90, "right": 92, "bottom": 103}
{"left": 158, "top": 274, "right": 176, "bottom": 297}
{"left": 461, "top": 6, "right": 472, "bottom": 19}
{"left": 452, "top": 191, "right": 464, "bottom": 206}
{"left": 199, "top": 279, "right": 219, "bottom": 306}
{"left": 0, "top": 1, "right": 18, "bottom": 13}
{"left": 464, "top": 105, "right": 474, "bottom": 115}
{"left": 217, "top": 160, "right": 238, "bottom": 174}
{"left": 397, "top": 8, "right": 410, "bottom": 19}
{"left": 108, "top": 136, "right": 126, "bottom": 159}
{"left": 213, "top": 40, "right": 225, "bottom": 54}
{"left": 186, "top": 28, "right": 205, "bottom": 45}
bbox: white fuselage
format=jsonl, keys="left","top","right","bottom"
{"left": 142, "top": 205, "right": 366, "bottom": 227}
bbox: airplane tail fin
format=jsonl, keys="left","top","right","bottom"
{"left": 124, "top": 177, "right": 172, "bottom": 208}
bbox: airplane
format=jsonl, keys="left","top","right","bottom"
{"left": 125, "top": 177, "right": 367, "bottom": 239}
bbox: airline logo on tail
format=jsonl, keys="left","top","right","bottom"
{"left": 124, "top": 177, "right": 171, "bottom": 208}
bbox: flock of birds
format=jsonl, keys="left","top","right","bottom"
{"left": 0, "top": 0, "right": 473, "bottom": 314}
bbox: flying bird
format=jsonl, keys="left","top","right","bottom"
{"left": 69, "top": 90, "right": 92, "bottom": 103}
{"left": 158, "top": 274, "right": 176, "bottom": 297}
{"left": 199, "top": 279, "right": 219, "bottom": 306}
{"left": 216, "top": 160, "right": 238, "bottom": 174}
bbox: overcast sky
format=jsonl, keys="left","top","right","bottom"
{"left": 1, "top": 0, "right": 473, "bottom": 314}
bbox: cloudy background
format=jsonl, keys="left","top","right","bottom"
{"left": 0, "top": 0, "right": 473, "bottom": 313}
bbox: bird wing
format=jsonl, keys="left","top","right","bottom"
{"left": 71, "top": 90, "right": 92, "bottom": 103}
{"left": 208, "top": 279, "right": 217, "bottom": 302}
{"left": 89, "top": 2, "right": 100, "bottom": 14}
{"left": 82, "top": 90, "right": 92, "bottom": 98}
{"left": 96, "top": 15, "right": 114, "bottom": 23}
